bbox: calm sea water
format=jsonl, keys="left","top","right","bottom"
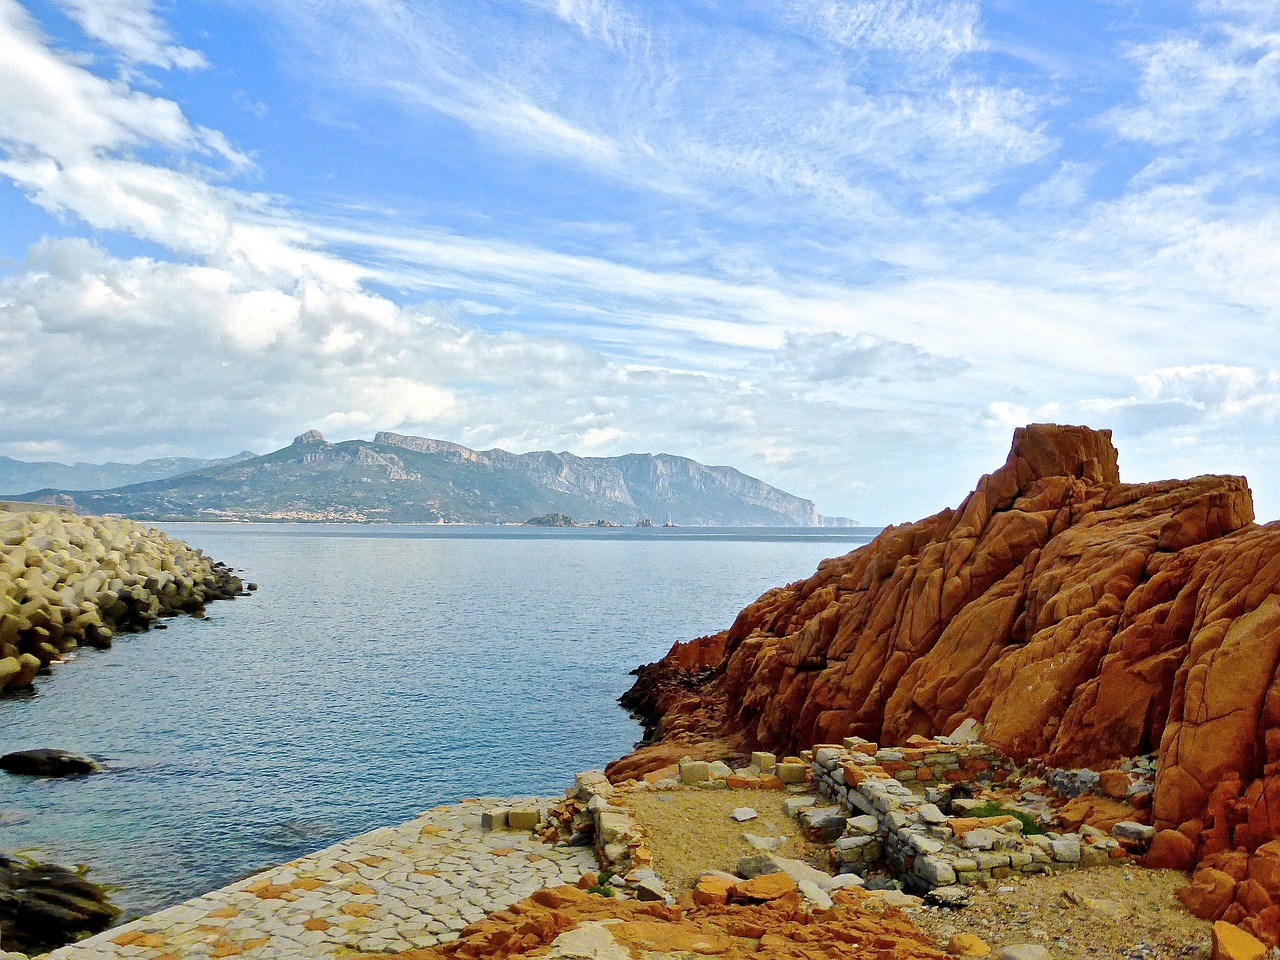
{"left": 0, "top": 524, "right": 873, "bottom": 918}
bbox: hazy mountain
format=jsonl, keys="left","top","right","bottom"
{"left": 13, "top": 430, "right": 853, "bottom": 526}
{"left": 0, "top": 451, "right": 257, "bottom": 497}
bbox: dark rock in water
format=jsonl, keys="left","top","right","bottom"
{"left": 0, "top": 749, "right": 102, "bottom": 777}
{"left": 0, "top": 854, "right": 120, "bottom": 953}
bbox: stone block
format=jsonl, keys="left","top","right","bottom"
{"left": 915, "top": 855, "right": 956, "bottom": 887}
{"left": 750, "top": 751, "right": 777, "bottom": 772}
{"left": 480, "top": 809, "right": 508, "bottom": 831}
{"left": 962, "top": 828, "right": 1001, "bottom": 851}
{"left": 776, "top": 762, "right": 808, "bottom": 784}
{"left": 506, "top": 809, "right": 540, "bottom": 831}
{"left": 974, "top": 851, "right": 1011, "bottom": 870}
{"left": 783, "top": 796, "right": 817, "bottom": 817}
{"left": 917, "top": 803, "right": 948, "bottom": 825}
{"left": 679, "top": 759, "right": 711, "bottom": 784}
{"left": 734, "top": 873, "right": 797, "bottom": 902}
{"left": 846, "top": 814, "right": 880, "bottom": 835}
{"left": 575, "top": 770, "right": 613, "bottom": 800}
{"left": 597, "top": 810, "right": 633, "bottom": 845}
{"left": 1080, "top": 844, "right": 1111, "bottom": 868}
{"left": 1113, "top": 821, "right": 1156, "bottom": 842}
{"left": 1049, "top": 837, "right": 1081, "bottom": 863}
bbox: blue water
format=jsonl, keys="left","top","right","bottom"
{"left": 0, "top": 524, "right": 873, "bottom": 918}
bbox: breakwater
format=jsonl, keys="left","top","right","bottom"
{"left": 0, "top": 505, "right": 244, "bottom": 691}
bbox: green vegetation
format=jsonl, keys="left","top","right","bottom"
{"left": 524, "top": 513, "right": 580, "bottom": 526}
{"left": 964, "top": 801, "right": 1047, "bottom": 836}
{"left": 587, "top": 868, "right": 617, "bottom": 898}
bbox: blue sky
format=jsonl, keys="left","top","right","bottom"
{"left": 1, "top": 0, "right": 1278, "bottom": 523}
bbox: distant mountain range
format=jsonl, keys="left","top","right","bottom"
{"left": 8, "top": 430, "right": 856, "bottom": 527}
{"left": 0, "top": 451, "right": 257, "bottom": 495}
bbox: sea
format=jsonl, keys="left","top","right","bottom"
{"left": 0, "top": 523, "right": 875, "bottom": 919}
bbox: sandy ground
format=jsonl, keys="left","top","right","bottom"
{"left": 621, "top": 785, "right": 1212, "bottom": 959}
{"left": 908, "top": 863, "right": 1211, "bottom": 959}
{"left": 619, "top": 788, "right": 823, "bottom": 895}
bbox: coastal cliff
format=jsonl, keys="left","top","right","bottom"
{"left": 0, "top": 504, "right": 244, "bottom": 691}
{"left": 615, "top": 425, "right": 1280, "bottom": 899}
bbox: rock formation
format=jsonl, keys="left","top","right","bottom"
{"left": 0, "top": 504, "right": 244, "bottom": 691}
{"left": 0, "top": 854, "right": 119, "bottom": 953}
{"left": 616, "top": 424, "right": 1280, "bottom": 921}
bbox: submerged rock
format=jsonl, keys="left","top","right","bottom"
{"left": 0, "top": 854, "right": 120, "bottom": 954}
{"left": 0, "top": 749, "right": 101, "bottom": 777}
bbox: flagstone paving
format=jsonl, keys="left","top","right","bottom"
{"left": 43, "top": 798, "right": 596, "bottom": 960}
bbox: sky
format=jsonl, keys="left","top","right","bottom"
{"left": 1, "top": 0, "right": 1278, "bottom": 524}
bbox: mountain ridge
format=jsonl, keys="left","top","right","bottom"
{"left": 0, "top": 452, "right": 258, "bottom": 496}
{"left": 12, "top": 430, "right": 856, "bottom": 527}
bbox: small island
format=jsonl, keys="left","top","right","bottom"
{"left": 522, "top": 513, "right": 581, "bottom": 527}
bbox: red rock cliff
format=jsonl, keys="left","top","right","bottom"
{"left": 616, "top": 424, "right": 1280, "bottom": 857}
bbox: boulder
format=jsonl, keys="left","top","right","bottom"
{"left": 947, "top": 933, "right": 991, "bottom": 956}
{"left": 1143, "top": 829, "right": 1197, "bottom": 870}
{"left": 732, "top": 872, "right": 797, "bottom": 902}
{"left": 0, "top": 854, "right": 119, "bottom": 953}
{"left": 1179, "top": 867, "right": 1239, "bottom": 921}
{"left": 0, "top": 749, "right": 101, "bottom": 777}
{"left": 1211, "top": 921, "right": 1267, "bottom": 960}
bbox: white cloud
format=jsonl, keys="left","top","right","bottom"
{"left": 777, "top": 332, "right": 968, "bottom": 383}
{"left": 1106, "top": 3, "right": 1280, "bottom": 147}
{"left": 544, "top": 0, "right": 646, "bottom": 52}
{"left": 50, "top": 0, "right": 205, "bottom": 70}
{"left": 0, "top": 1, "right": 224, "bottom": 162}
{"left": 788, "top": 0, "right": 984, "bottom": 67}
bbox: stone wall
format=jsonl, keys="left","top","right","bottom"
{"left": 807, "top": 736, "right": 1137, "bottom": 893}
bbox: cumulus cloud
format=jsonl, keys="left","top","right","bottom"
{"left": 777, "top": 332, "right": 968, "bottom": 383}
{"left": 50, "top": 0, "right": 207, "bottom": 69}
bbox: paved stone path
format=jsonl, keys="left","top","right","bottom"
{"left": 45, "top": 798, "right": 596, "bottom": 960}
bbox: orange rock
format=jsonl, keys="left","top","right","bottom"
{"left": 1058, "top": 795, "right": 1143, "bottom": 833}
{"left": 1099, "top": 769, "right": 1132, "bottom": 799}
{"left": 642, "top": 763, "right": 680, "bottom": 784}
{"left": 1143, "top": 830, "right": 1197, "bottom": 870}
{"left": 611, "top": 423, "right": 1280, "bottom": 940}
{"left": 732, "top": 872, "right": 798, "bottom": 902}
{"left": 948, "top": 816, "right": 1015, "bottom": 838}
{"left": 1247, "top": 851, "right": 1280, "bottom": 900}
{"left": 1237, "top": 880, "right": 1274, "bottom": 916}
{"left": 1212, "top": 920, "right": 1267, "bottom": 960}
{"left": 532, "top": 886, "right": 592, "bottom": 909}
{"left": 1179, "top": 868, "right": 1239, "bottom": 921}
{"left": 692, "top": 875, "right": 734, "bottom": 906}
{"left": 1205, "top": 851, "right": 1251, "bottom": 883}
{"left": 946, "top": 933, "right": 992, "bottom": 956}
